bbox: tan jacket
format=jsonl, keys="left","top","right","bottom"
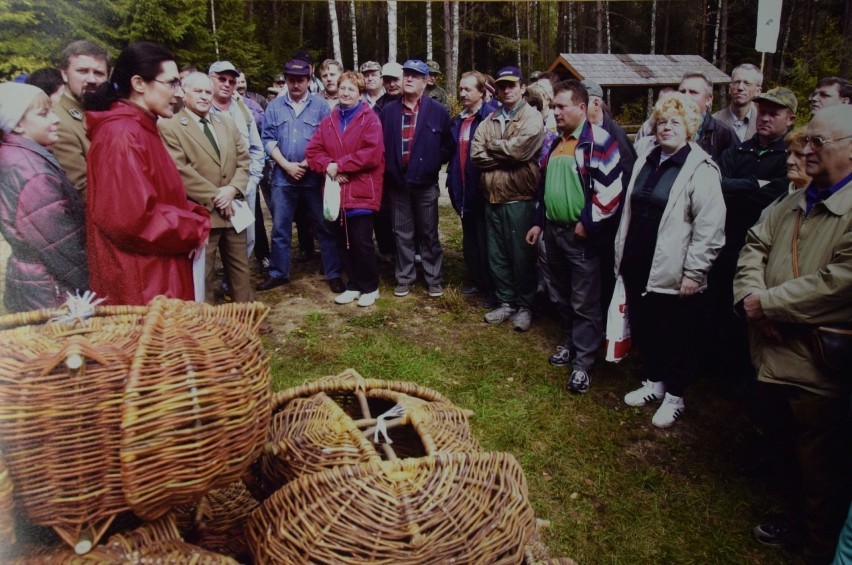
{"left": 471, "top": 101, "right": 543, "bottom": 204}
{"left": 54, "top": 91, "right": 90, "bottom": 201}
{"left": 734, "top": 179, "right": 852, "bottom": 397}
{"left": 158, "top": 108, "right": 250, "bottom": 229}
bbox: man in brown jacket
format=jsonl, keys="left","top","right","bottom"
{"left": 54, "top": 40, "right": 110, "bottom": 202}
{"left": 158, "top": 72, "right": 253, "bottom": 304}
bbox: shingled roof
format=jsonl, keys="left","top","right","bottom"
{"left": 547, "top": 53, "right": 731, "bottom": 87}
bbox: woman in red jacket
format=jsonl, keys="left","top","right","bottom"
{"left": 306, "top": 71, "right": 385, "bottom": 307}
{"left": 84, "top": 42, "right": 210, "bottom": 305}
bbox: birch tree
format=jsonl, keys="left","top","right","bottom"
{"left": 450, "top": 0, "right": 459, "bottom": 92}
{"left": 649, "top": 0, "right": 657, "bottom": 111}
{"left": 349, "top": 0, "right": 358, "bottom": 69}
{"left": 387, "top": 0, "right": 397, "bottom": 62}
{"left": 327, "top": 0, "right": 341, "bottom": 63}
{"left": 426, "top": 1, "right": 432, "bottom": 62}
{"left": 515, "top": 3, "right": 521, "bottom": 67}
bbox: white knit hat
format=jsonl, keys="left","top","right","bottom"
{"left": 0, "top": 82, "right": 44, "bottom": 133}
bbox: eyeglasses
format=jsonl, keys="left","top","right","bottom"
{"left": 803, "top": 135, "right": 852, "bottom": 150}
{"left": 730, "top": 80, "right": 757, "bottom": 88}
{"left": 153, "top": 79, "right": 182, "bottom": 92}
{"left": 214, "top": 75, "right": 237, "bottom": 86}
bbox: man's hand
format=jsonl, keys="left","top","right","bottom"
{"left": 754, "top": 319, "right": 782, "bottom": 342}
{"left": 525, "top": 225, "right": 542, "bottom": 245}
{"left": 282, "top": 160, "right": 308, "bottom": 181}
{"left": 679, "top": 276, "right": 700, "bottom": 297}
{"left": 574, "top": 221, "right": 587, "bottom": 240}
{"left": 743, "top": 292, "right": 765, "bottom": 321}
{"left": 213, "top": 186, "right": 237, "bottom": 210}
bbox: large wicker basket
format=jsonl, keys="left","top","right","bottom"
{"left": 246, "top": 451, "right": 536, "bottom": 565}
{"left": 255, "top": 369, "right": 480, "bottom": 495}
{"left": 0, "top": 297, "right": 271, "bottom": 551}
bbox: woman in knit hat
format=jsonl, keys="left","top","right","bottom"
{"left": 0, "top": 82, "right": 88, "bottom": 312}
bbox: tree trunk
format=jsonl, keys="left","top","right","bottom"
{"left": 700, "top": 0, "right": 707, "bottom": 58}
{"left": 842, "top": 0, "right": 852, "bottom": 76}
{"left": 210, "top": 0, "right": 219, "bottom": 60}
{"left": 779, "top": 0, "right": 795, "bottom": 77}
{"left": 596, "top": 1, "right": 603, "bottom": 53}
{"left": 712, "top": 0, "right": 722, "bottom": 66}
{"left": 426, "top": 2, "right": 433, "bottom": 62}
{"left": 450, "top": 0, "right": 459, "bottom": 94}
{"left": 568, "top": 2, "right": 574, "bottom": 53}
{"left": 387, "top": 1, "right": 397, "bottom": 62}
{"left": 328, "top": 0, "right": 342, "bottom": 63}
{"left": 443, "top": 1, "right": 450, "bottom": 77}
{"left": 515, "top": 3, "right": 521, "bottom": 67}
{"left": 718, "top": 0, "right": 728, "bottom": 108}
{"left": 299, "top": 3, "right": 304, "bottom": 48}
{"left": 526, "top": 2, "right": 531, "bottom": 71}
{"left": 663, "top": 0, "right": 670, "bottom": 54}
{"left": 349, "top": 0, "right": 358, "bottom": 69}
{"left": 649, "top": 0, "right": 657, "bottom": 114}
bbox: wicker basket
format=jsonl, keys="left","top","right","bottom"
{"left": 255, "top": 369, "right": 480, "bottom": 494}
{"left": 0, "top": 297, "right": 271, "bottom": 551}
{"left": 0, "top": 448, "right": 15, "bottom": 548}
{"left": 246, "top": 451, "right": 536, "bottom": 565}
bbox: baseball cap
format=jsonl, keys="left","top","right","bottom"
{"left": 208, "top": 61, "right": 239, "bottom": 76}
{"left": 754, "top": 87, "right": 798, "bottom": 113}
{"left": 426, "top": 60, "right": 442, "bottom": 75}
{"left": 283, "top": 59, "right": 312, "bottom": 77}
{"left": 401, "top": 59, "right": 429, "bottom": 76}
{"left": 581, "top": 79, "right": 604, "bottom": 99}
{"left": 381, "top": 62, "right": 404, "bottom": 79}
{"left": 360, "top": 61, "right": 381, "bottom": 73}
{"left": 273, "top": 74, "right": 286, "bottom": 84}
{"left": 495, "top": 66, "right": 523, "bottom": 84}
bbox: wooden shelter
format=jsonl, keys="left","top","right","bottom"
{"left": 547, "top": 53, "right": 731, "bottom": 88}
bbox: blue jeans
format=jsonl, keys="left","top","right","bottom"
{"left": 268, "top": 181, "right": 340, "bottom": 280}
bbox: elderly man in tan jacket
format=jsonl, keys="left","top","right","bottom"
{"left": 734, "top": 104, "right": 852, "bottom": 563}
{"left": 159, "top": 72, "right": 253, "bottom": 304}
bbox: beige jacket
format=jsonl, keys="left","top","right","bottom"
{"left": 54, "top": 91, "right": 90, "bottom": 201}
{"left": 471, "top": 100, "right": 543, "bottom": 204}
{"left": 734, "top": 179, "right": 852, "bottom": 397}
{"left": 158, "top": 108, "right": 250, "bottom": 229}
{"left": 615, "top": 143, "right": 726, "bottom": 293}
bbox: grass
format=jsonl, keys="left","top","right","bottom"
{"left": 260, "top": 203, "right": 791, "bottom": 564}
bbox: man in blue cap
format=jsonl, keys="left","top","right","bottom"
{"left": 379, "top": 59, "right": 453, "bottom": 298}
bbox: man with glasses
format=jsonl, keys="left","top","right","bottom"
{"left": 208, "top": 61, "right": 265, "bottom": 265}
{"left": 379, "top": 59, "right": 452, "bottom": 298}
{"left": 54, "top": 40, "right": 110, "bottom": 202}
{"left": 735, "top": 104, "right": 852, "bottom": 564}
{"left": 158, "top": 72, "right": 252, "bottom": 304}
{"left": 714, "top": 63, "right": 763, "bottom": 143}
{"left": 260, "top": 58, "right": 341, "bottom": 293}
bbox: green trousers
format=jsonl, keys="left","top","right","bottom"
{"left": 485, "top": 200, "right": 537, "bottom": 310}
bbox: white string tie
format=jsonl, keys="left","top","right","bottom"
{"left": 373, "top": 404, "right": 406, "bottom": 445}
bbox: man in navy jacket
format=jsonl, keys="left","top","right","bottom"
{"left": 380, "top": 59, "right": 453, "bottom": 298}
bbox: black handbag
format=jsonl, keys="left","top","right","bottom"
{"left": 792, "top": 212, "right": 852, "bottom": 376}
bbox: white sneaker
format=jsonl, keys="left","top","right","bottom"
{"left": 334, "top": 290, "right": 361, "bottom": 304}
{"left": 357, "top": 290, "right": 379, "bottom": 307}
{"left": 651, "top": 393, "right": 685, "bottom": 428}
{"left": 624, "top": 380, "right": 666, "bottom": 407}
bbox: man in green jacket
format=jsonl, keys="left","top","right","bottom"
{"left": 734, "top": 104, "right": 852, "bottom": 564}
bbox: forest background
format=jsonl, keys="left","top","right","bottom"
{"left": 1, "top": 0, "right": 849, "bottom": 121}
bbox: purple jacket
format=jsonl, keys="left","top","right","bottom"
{"left": 0, "top": 134, "right": 88, "bottom": 312}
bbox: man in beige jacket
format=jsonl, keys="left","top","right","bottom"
{"left": 159, "top": 72, "right": 253, "bottom": 304}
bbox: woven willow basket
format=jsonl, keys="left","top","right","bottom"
{"left": 0, "top": 449, "right": 14, "bottom": 548}
{"left": 255, "top": 369, "right": 480, "bottom": 494}
{"left": 8, "top": 514, "right": 240, "bottom": 564}
{"left": 0, "top": 297, "right": 271, "bottom": 552}
{"left": 247, "top": 451, "right": 536, "bottom": 564}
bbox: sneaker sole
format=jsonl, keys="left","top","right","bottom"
{"left": 568, "top": 386, "right": 589, "bottom": 394}
{"left": 394, "top": 289, "right": 411, "bottom": 297}
{"left": 549, "top": 358, "right": 571, "bottom": 366}
{"left": 752, "top": 526, "right": 791, "bottom": 547}
{"left": 624, "top": 394, "right": 663, "bottom": 407}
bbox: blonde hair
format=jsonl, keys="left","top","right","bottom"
{"left": 652, "top": 91, "right": 703, "bottom": 140}
{"left": 338, "top": 71, "right": 366, "bottom": 94}
{"left": 784, "top": 125, "right": 807, "bottom": 152}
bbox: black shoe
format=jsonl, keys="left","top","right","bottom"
{"left": 753, "top": 518, "right": 799, "bottom": 548}
{"left": 461, "top": 285, "right": 482, "bottom": 296}
{"left": 328, "top": 277, "right": 346, "bottom": 293}
{"left": 257, "top": 276, "right": 288, "bottom": 291}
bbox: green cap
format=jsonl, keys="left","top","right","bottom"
{"left": 754, "top": 87, "right": 798, "bottom": 113}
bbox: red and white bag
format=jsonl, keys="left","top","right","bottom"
{"left": 605, "top": 276, "right": 631, "bottom": 362}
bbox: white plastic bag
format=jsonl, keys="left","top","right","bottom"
{"left": 323, "top": 174, "right": 341, "bottom": 221}
{"left": 605, "top": 275, "right": 631, "bottom": 362}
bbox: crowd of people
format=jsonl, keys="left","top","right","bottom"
{"left": 0, "top": 39, "right": 850, "bottom": 563}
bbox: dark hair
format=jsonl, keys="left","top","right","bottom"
{"left": 60, "top": 40, "right": 110, "bottom": 70}
{"left": 817, "top": 76, "right": 851, "bottom": 100}
{"left": 553, "top": 79, "right": 589, "bottom": 106}
{"left": 524, "top": 91, "right": 544, "bottom": 112}
{"left": 538, "top": 71, "right": 559, "bottom": 87}
{"left": 85, "top": 42, "right": 175, "bottom": 111}
{"left": 26, "top": 68, "right": 64, "bottom": 97}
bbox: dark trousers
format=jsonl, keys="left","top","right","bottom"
{"left": 706, "top": 251, "right": 754, "bottom": 380}
{"left": 485, "top": 200, "right": 537, "bottom": 310}
{"left": 389, "top": 182, "right": 443, "bottom": 286}
{"left": 374, "top": 187, "right": 396, "bottom": 256}
{"left": 622, "top": 270, "right": 702, "bottom": 397}
{"left": 758, "top": 382, "right": 852, "bottom": 564}
{"left": 544, "top": 222, "right": 602, "bottom": 371}
{"left": 336, "top": 213, "right": 379, "bottom": 293}
{"left": 254, "top": 175, "right": 270, "bottom": 263}
{"left": 460, "top": 207, "right": 493, "bottom": 293}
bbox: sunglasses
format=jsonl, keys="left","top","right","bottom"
{"left": 214, "top": 75, "right": 237, "bottom": 86}
{"left": 803, "top": 135, "right": 852, "bottom": 150}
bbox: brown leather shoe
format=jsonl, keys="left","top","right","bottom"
{"left": 257, "top": 276, "right": 288, "bottom": 291}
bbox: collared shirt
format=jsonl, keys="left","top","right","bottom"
{"left": 209, "top": 99, "right": 264, "bottom": 182}
{"left": 544, "top": 120, "right": 585, "bottom": 224}
{"left": 726, "top": 106, "right": 755, "bottom": 143}
{"left": 806, "top": 171, "right": 852, "bottom": 214}
{"left": 363, "top": 89, "right": 385, "bottom": 108}
{"left": 186, "top": 109, "right": 220, "bottom": 147}
{"left": 401, "top": 97, "right": 421, "bottom": 166}
{"left": 494, "top": 100, "right": 525, "bottom": 136}
{"left": 261, "top": 92, "right": 331, "bottom": 187}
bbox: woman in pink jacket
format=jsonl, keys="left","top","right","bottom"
{"left": 306, "top": 71, "right": 385, "bottom": 307}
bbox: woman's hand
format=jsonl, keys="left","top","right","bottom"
{"left": 335, "top": 174, "right": 350, "bottom": 184}
{"left": 326, "top": 162, "right": 339, "bottom": 179}
{"left": 679, "top": 276, "right": 700, "bottom": 297}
